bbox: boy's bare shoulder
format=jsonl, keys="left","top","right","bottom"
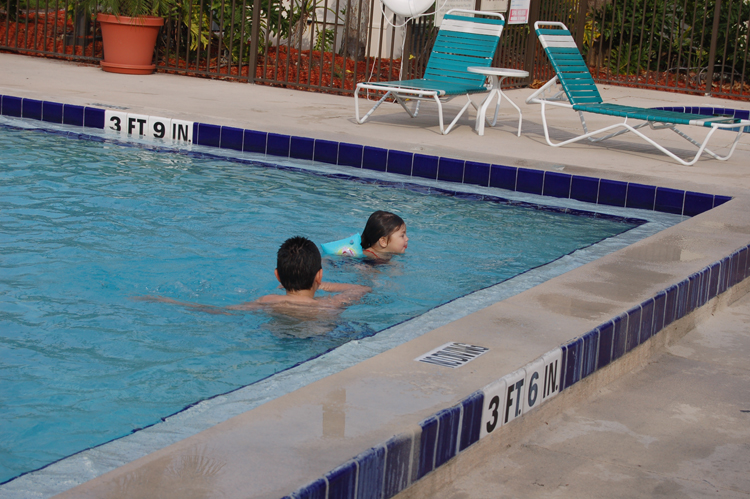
{"left": 228, "top": 294, "right": 339, "bottom": 310}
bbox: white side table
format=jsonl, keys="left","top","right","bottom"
{"left": 467, "top": 67, "right": 529, "bottom": 136}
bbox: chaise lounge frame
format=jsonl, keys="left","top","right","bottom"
{"left": 355, "top": 10, "right": 505, "bottom": 135}
{"left": 526, "top": 21, "right": 749, "bottom": 166}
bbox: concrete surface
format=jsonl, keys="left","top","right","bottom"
{"left": 400, "top": 291, "right": 750, "bottom": 499}
{"left": 1, "top": 52, "right": 749, "bottom": 499}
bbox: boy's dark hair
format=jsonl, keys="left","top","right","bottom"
{"left": 276, "top": 236, "right": 322, "bottom": 291}
{"left": 360, "top": 211, "right": 405, "bottom": 250}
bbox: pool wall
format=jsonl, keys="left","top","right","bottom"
{"left": 2, "top": 93, "right": 749, "bottom": 499}
{"left": 0, "top": 94, "right": 732, "bottom": 218}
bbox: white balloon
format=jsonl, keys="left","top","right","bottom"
{"left": 380, "top": 0, "right": 434, "bottom": 18}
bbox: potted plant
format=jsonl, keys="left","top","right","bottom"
{"left": 86, "top": 0, "right": 175, "bottom": 74}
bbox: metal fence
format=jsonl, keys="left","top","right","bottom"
{"left": 1, "top": 0, "right": 748, "bottom": 99}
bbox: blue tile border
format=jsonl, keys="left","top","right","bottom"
{"left": 0, "top": 93, "right": 736, "bottom": 218}
{"left": 3, "top": 94, "right": 748, "bottom": 499}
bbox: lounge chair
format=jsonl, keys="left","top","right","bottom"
{"left": 355, "top": 10, "right": 505, "bottom": 135}
{"left": 526, "top": 21, "right": 749, "bottom": 165}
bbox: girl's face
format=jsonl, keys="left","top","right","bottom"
{"left": 380, "top": 224, "right": 408, "bottom": 254}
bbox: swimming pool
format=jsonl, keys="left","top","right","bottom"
{"left": 0, "top": 120, "right": 656, "bottom": 484}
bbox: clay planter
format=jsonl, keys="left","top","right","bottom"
{"left": 97, "top": 13, "right": 164, "bottom": 75}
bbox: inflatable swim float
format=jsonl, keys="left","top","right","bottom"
{"left": 321, "top": 233, "right": 364, "bottom": 257}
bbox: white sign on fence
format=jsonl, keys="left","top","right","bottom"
{"left": 480, "top": 0, "right": 508, "bottom": 13}
{"left": 435, "top": 0, "right": 476, "bottom": 25}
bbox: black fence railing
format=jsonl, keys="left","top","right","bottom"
{"left": 1, "top": 0, "right": 748, "bottom": 99}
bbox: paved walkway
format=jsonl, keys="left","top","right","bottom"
{"left": 413, "top": 292, "right": 750, "bottom": 498}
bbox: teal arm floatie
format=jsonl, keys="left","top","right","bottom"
{"left": 320, "top": 233, "right": 364, "bottom": 257}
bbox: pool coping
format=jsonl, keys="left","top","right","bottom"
{"left": 2, "top": 93, "right": 749, "bottom": 499}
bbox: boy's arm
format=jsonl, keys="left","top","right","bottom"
{"left": 318, "top": 282, "right": 371, "bottom": 307}
{"left": 132, "top": 295, "right": 236, "bottom": 315}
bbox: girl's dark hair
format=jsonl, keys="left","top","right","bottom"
{"left": 276, "top": 236, "right": 322, "bottom": 291}
{"left": 360, "top": 211, "right": 405, "bottom": 250}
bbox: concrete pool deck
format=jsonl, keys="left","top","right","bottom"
{"left": 1, "top": 52, "right": 749, "bottom": 498}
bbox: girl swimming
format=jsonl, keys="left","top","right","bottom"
{"left": 360, "top": 211, "right": 408, "bottom": 260}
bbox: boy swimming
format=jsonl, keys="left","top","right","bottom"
{"left": 137, "top": 236, "right": 370, "bottom": 315}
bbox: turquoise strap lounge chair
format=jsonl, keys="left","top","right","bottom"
{"left": 355, "top": 10, "right": 505, "bottom": 135}
{"left": 526, "top": 21, "right": 750, "bottom": 166}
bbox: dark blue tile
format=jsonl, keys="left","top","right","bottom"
{"left": 713, "top": 195, "right": 731, "bottom": 208}
{"left": 195, "top": 123, "right": 221, "bottom": 147}
{"left": 62, "top": 104, "right": 85, "bottom": 126}
{"left": 387, "top": 150, "right": 413, "bottom": 175}
{"left": 22, "top": 98, "right": 42, "bottom": 120}
{"left": 738, "top": 248, "right": 748, "bottom": 284}
{"left": 640, "top": 298, "right": 654, "bottom": 343}
{"left": 437, "top": 157, "right": 464, "bottom": 183}
{"left": 516, "top": 168, "right": 544, "bottom": 195}
{"left": 220, "top": 126, "right": 243, "bottom": 151}
{"left": 1, "top": 95, "right": 22, "bottom": 117}
{"left": 417, "top": 415, "right": 439, "bottom": 479}
{"left": 463, "top": 161, "right": 490, "bottom": 187}
{"left": 652, "top": 291, "right": 666, "bottom": 334}
{"left": 580, "top": 329, "right": 599, "bottom": 379}
{"left": 314, "top": 139, "right": 339, "bottom": 164}
{"left": 84, "top": 107, "right": 105, "bottom": 129}
{"left": 664, "top": 285, "right": 678, "bottom": 326}
{"left": 597, "top": 321, "right": 614, "bottom": 369}
{"left": 413, "top": 154, "right": 439, "bottom": 180}
{"left": 383, "top": 433, "right": 414, "bottom": 498}
{"left": 243, "top": 130, "right": 267, "bottom": 154}
{"left": 717, "top": 257, "right": 730, "bottom": 295}
{"left": 708, "top": 262, "right": 721, "bottom": 300}
{"left": 675, "top": 279, "right": 690, "bottom": 320}
{"left": 598, "top": 179, "right": 627, "bottom": 207}
{"left": 291, "top": 136, "right": 315, "bottom": 160}
{"left": 355, "top": 446, "right": 385, "bottom": 499}
{"left": 434, "top": 407, "right": 461, "bottom": 468}
{"left": 42, "top": 101, "right": 63, "bottom": 124}
{"left": 561, "top": 338, "right": 582, "bottom": 390}
{"left": 363, "top": 146, "right": 387, "bottom": 172}
{"left": 267, "top": 133, "right": 291, "bottom": 157}
{"left": 489, "top": 164, "right": 517, "bottom": 191}
{"left": 625, "top": 306, "right": 641, "bottom": 353}
{"left": 570, "top": 175, "right": 599, "bottom": 204}
{"left": 699, "top": 268, "right": 711, "bottom": 306}
{"left": 625, "top": 183, "right": 656, "bottom": 210}
{"left": 338, "top": 143, "right": 364, "bottom": 168}
{"left": 683, "top": 191, "right": 714, "bottom": 217}
{"left": 687, "top": 273, "right": 701, "bottom": 312}
{"left": 459, "top": 391, "right": 483, "bottom": 451}
{"left": 192, "top": 126, "right": 198, "bottom": 145}
{"left": 730, "top": 252, "right": 741, "bottom": 287}
{"left": 611, "top": 313, "right": 628, "bottom": 361}
{"left": 326, "top": 461, "right": 357, "bottom": 499}
{"left": 655, "top": 187, "right": 685, "bottom": 215}
{"left": 724, "top": 254, "right": 735, "bottom": 290}
{"left": 542, "top": 172, "right": 572, "bottom": 198}
{"left": 290, "top": 478, "right": 327, "bottom": 499}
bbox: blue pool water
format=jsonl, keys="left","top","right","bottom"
{"left": 0, "top": 124, "right": 640, "bottom": 483}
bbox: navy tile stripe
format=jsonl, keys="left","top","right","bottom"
{"left": 0, "top": 94, "right": 736, "bottom": 217}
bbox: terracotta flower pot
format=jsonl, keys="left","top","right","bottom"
{"left": 97, "top": 13, "right": 164, "bottom": 75}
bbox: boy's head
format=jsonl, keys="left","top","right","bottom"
{"left": 276, "top": 236, "right": 322, "bottom": 291}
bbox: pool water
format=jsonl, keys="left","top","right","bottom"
{"left": 0, "top": 124, "right": 639, "bottom": 483}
